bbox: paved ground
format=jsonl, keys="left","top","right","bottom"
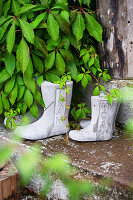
{"left": 0, "top": 117, "right": 133, "bottom": 199}
{"left": 36, "top": 129, "right": 133, "bottom": 189}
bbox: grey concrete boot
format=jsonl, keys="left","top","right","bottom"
{"left": 80, "top": 103, "right": 120, "bottom": 133}
{"left": 69, "top": 93, "right": 119, "bottom": 142}
{"left": 15, "top": 81, "right": 73, "bottom": 140}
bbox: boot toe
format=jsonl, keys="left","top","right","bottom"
{"left": 69, "top": 130, "right": 85, "bottom": 141}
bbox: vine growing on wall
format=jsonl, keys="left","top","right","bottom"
{"left": 0, "top": 0, "right": 119, "bottom": 128}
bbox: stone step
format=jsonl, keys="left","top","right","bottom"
{"left": 0, "top": 124, "right": 133, "bottom": 199}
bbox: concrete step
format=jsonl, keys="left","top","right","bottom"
{"left": 0, "top": 120, "right": 133, "bottom": 199}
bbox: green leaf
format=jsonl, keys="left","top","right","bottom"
{"left": 68, "top": 35, "right": 81, "bottom": 50}
{"left": 100, "top": 85, "right": 105, "bottom": 94}
{"left": 20, "top": 103, "right": 27, "bottom": 115}
{"left": 103, "top": 72, "right": 108, "bottom": 82}
{"left": 93, "top": 86, "right": 100, "bottom": 96}
{"left": 84, "top": 0, "right": 91, "bottom": 7}
{"left": 81, "top": 75, "right": 88, "bottom": 89}
{"left": 83, "top": 52, "right": 90, "bottom": 64}
{"left": 36, "top": 20, "right": 47, "bottom": 29}
{"left": 9, "top": 83, "right": 18, "bottom": 105}
{"left": 11, "top": 118, "right": 17, "bottom": 129}
{"left": 75, "top": 108, "right": 81, "bottom": 119}
{"left": 32, "top": 54, "right": 44, "bottom": 73}
{"left": 79, "top": 0, "right": 83, "bottom": 6}
{"left": 31, "top": 12, "right": 47, "bottom": 29}
{"left": 18, "top": 4, "right": 36, "bottom": 15}
{"left": 34, "top": 36, "right": 48, "bottom": 57}
{"left": 24, "top": 58, "right": 33, "bottom": 78}
{"left": 46, "top": 38, "right": 59, "bottom": 51}
{"left": 76, "top": 73, "right": 83, "bottom": 82}
{"left": 94, "top": 57, "right": 100, "bottom": 69}
{"left": 86, "top": 74, "right": 92, "bottom": 82}
{"left": 37, "top": 75, "right": 44, "bottom": 87}
{"left": 20, "top": 19, "right": 34, "bottom": 44}
{"left": 24, "top": 89, "right": 33, "bottom": 108}
{"left": 4, "top": 75, "right": 15, "bottom": 95}
{"left": 30, "top": 102, "right": 38, "bottom": 118}
{"left": 0, "top": 95, "right": 3, "bottom": 114}
{"left": 59, "top": 49, "right": 73, "bottom": 61}
{"left": 40, "top": 0, "right": 49, "bottom": 8}
{"left": 55, "top": 0, "right": 68, "bottom": 4}
{"left": 24, "top": 77, "right": 36, "bottom": 94}
{"left": 85, "top": 13, "right": 103, "bottom": 43}
{"left": 0, "top": 18, "right": 12, "bottom": 40}
{"left": 66, "top": 61, "right": 78, "bottom": 80}
{"left": 80, "top": 49, "right": 87, "bottom": 57}
{"left": 16, "top": 37, "right": 30, "bottom": 73}
{"left": 17, "top": 85, "right": 25, "bottom": 101}
{"left": 12, "top": 0, "right": 20, "bottom": 16}
{"left": 3, "top": 0, "right": 11, "bottom": 17}
{"left": 45, "top": 51, "right": 55, "bottom": 71}
{"left": 55, "top": 52, "right": 65, "bottom": 74}
{"left": 60, "top": 10, "right": 69, "bottom": 23}
{"left": 0, "top": 16, "right": 12, "bottom": 26}
{"left": 51, "top": 3, "right": 68, "bottom": 10}
{"left": 47, "top": 13, "right": 59, "bottom": 41}
{"left": 0, "top": 69, "right": 10, "bottom": 84}
{"left": 108, "top": 95, "right": 113, "bottom": 105}
{"left": 0, "top": 0, "right": 3, "bottom": 16}
{"left": 1, "top": 91, "right": 10, "bottom": 111}
{"left": 16, "top": 148, "right": 40, "bottom": 185}
{"left": 33, "top": 90, "right": 45, "bottom": 107}
{"left": 88, "top": 57, "right": 95, "bottom": 67}
{"left": 81, "top": 109, "right": 86, "bottom": 119}
{"left": 54, "top": 14, "right": 70, "bottom": 35}
{"left": 84, "top": 107, "right": 91, "bottom": 114}
{"left": 3, "top": 54, "right": 15, "bottom": 76}
{"left": 62, "top": 36, "right": 70, "bottom": 50}
{"left": 72, "top": 13, "right": 85, "bottom": 41}
{"left": 90, "top": 66, "right": 97, "bottom": 75}
{"left": 45, "top": 72, "right": 60, "bottom": 83}
{"left": 107, "top": 74, "right": 111, "bottom": 80}
{"left": 7, "top": 20, "right": 16, "bottom": 54}
{"left": 17, "top": 0, "right": 25, "bottom": 5}
{"left": 17, "top": 75, "right": 24, "bottom": 85}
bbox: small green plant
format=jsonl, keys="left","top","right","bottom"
{"left": 71, "top": 103, "right": 91, "bottom": 121}
{"left": 69, "top": 103, "right": 91, "bottom": 130}
{"left": 4, "top": 107, "right": 21, "bottom": 130}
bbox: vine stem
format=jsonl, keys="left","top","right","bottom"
{"left": 85, "top": 65, "right": 111, "bottom": 95}
{"left": 75, "top": 48, "right": 112, "bottom": 96}
{"left": 65, "top": 82, "right": 69, "bottom": 142}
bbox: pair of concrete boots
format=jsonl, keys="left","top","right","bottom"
{"left": 16, "top": 81, "right": 119, "bottom": 141}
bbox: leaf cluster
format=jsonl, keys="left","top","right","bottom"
{"left": 0, "top": 0, "right": 107, "bottom": 125}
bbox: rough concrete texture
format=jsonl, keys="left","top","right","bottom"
{"left": 15, "top": 81, "right": 73, "bottom": 140}
{"left": 96, "top": 0, "right": 133, "bottom": 79}
{"left": 104, "top": 80, "right": 133, "bottom": 124}
{"left": 36, "top": 130, "right": 133, "bottom": 189}
{"left": 69, "top": 94, "right": 119, "bottom": 141}
{"left": 0, "top": 116, "right": 133, "bottom": 199}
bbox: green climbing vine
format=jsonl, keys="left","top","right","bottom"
{"left": 0, "top": 0, "right": 119, "bottom": 129}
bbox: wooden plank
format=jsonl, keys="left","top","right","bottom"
{"left": 96, "top": 0, "right": 133, "bottom": 79}
{"left": 127, "top": 0, "right": 133, "bottom": 78}
{"left": 0, "top": 161, "right": 20, "bottom": 200}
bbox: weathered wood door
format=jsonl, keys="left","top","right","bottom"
{"left": 97, "top": 0, "right": 133, "bottom": 79}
